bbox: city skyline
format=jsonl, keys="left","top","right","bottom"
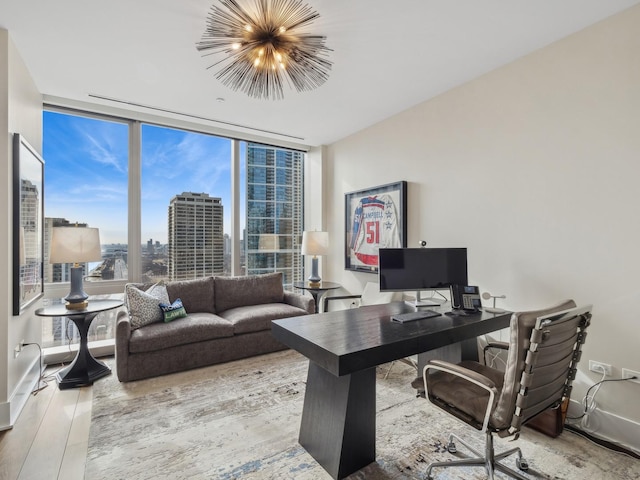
{"left": 43, "top": 111, "right": 245, "bottom": 245}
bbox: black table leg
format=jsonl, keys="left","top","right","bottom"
{"left": 56, "top": 312, "right": 111, "bottom": 389}
{"left": 299, "top": 361, "right": 376, "bottom": 479}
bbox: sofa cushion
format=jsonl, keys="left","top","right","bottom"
{"left": 220, "top": 303, "right": 308, "bottom": 335}
{"left": 215, "top": 273, "right": 284, "bottom": 312}
{"left": 166, "top": 276, "right": 215, "bottom": 314}
{"left": 128, "top": 312, "right": 233, "bottom": 354}
{"left": 126, "top": 283, "right": 170, "bottom": 330}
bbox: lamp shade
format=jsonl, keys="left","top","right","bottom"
{"left": 301, "top": 231, "right": 329, "bottom": 256}
{"left": 50, "top": 227, "right": 102, "bottom": 264}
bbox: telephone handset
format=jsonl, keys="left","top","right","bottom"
{"left": 450, "top": 285, "right": 481, "bottom": 311}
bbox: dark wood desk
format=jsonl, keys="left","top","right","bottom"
{"left": 271, "top": 302, "right": 511, "bottom": 479}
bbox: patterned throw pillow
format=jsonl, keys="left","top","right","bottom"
{"left": 126, "top": 283, "right": 170, "bottom": 329}
{"left": 159, "top": 298, "right": 188, "bottom": 323}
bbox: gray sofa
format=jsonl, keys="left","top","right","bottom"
{"left": 115, "top": 272, "right": 314, "bottom": 382}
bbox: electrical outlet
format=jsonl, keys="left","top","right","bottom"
{"left": 621, "top": 368, "right": 640, "bottom": 384}
{"left": 13, "top": 340, "right": 25, "bottom": 359}
{"left": 589, "top": 360, "right": 612, "bottom": 376}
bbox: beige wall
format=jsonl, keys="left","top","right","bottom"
{"left": 324, "top": 6, "right": 640, "bottom": 451}
{"left": 0, "top": 29, "right": 43, "bottom": 429}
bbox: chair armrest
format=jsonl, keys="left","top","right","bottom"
{"left": 423, "top": 359, "right": 498, "bottom": 433}
{"left": 284, "top": 291, "right": 315, "bottom": 314}
{"left": 483, "top": 341, "right": 509, "bottom": 365}
{"left": 323, "top": 294, "right": 362, "bottom": 312}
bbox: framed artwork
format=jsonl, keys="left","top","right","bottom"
{"left": 345, "top": 181, "right": 407, "bottom": 273}
{"left": 13, "top": 134, "right": 45, "bottom": 315}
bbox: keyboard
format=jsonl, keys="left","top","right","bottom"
{"left": 391, "top": 309, "right": 441, "bottom": 323}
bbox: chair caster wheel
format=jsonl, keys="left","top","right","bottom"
{"left": 447, "top": 442, "right": 457, "bottom": 454}
{"left": 516, "top": 457, "right": 529, "bottom": 471}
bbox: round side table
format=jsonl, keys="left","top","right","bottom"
{"left": 35, "top": 299, "right": 123, "bottom": 389}
{"left": 293, "top": 281, "right": 341, "bottom": 313}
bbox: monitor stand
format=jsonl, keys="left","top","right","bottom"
{"left": 405, "top": 291, "right": 446, "bottom": 308}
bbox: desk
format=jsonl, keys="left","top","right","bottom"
{"left": 271, "top": 302, "right": 511, "bottom": 479}
{"left": 35, "top": 299, "right": 123, "bottom": 389}
{"left": 293, "top": 281, "right": 341, "bottom": 313}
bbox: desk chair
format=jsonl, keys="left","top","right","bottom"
{"left": 422, "top": 300, "right": 591, "bottom": 479}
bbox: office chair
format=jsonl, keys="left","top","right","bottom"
{"left": 422, "top": 300, "right": 591, "bottom": 480}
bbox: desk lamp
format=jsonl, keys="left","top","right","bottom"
{"left": 301, "top": 231, "right": 329, "bottom": 287}
{"left": 50, "top": 226, "right": 102, "bottom": 310}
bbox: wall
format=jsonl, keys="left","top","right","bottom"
{"left": 0, "top": 29, "right": 43, "bottom": 430}
{"left": 324, "top": 7, "right": 640, "bottom": 452}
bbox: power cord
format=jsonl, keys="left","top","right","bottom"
{"left": 566, "top": 365, "right": 637, "bottom": 430}
{"left": 21, "top": 342, "right": 49, "bottom": 395}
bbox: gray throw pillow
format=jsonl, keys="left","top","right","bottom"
{"left": 126, "top": 283, "right": 170, "bottom": 329}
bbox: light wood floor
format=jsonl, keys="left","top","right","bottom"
{"left": 0, "top": 368, "right": 95, "bottom": 480}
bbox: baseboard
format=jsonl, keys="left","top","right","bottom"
{"left": 0, "top": 357, "right": 41, "bottom": 431}
{"left": 566, "top": 398, "right": 640, "bottom": 456}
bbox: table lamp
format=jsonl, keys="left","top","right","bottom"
{"left": 50, "top": 226, "right": 102, "bottom": 310}
{"left": 301, "top": 231, "right": 329, "bottom": 287}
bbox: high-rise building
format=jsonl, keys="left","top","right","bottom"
{"left": 168, "top": 192, "right": 224, "bottom": 280}
{"left": 245, "top": 144, "right": 304, "bottom": 289}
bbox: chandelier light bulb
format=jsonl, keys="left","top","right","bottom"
{"left": 196, "top": 0, "right": 332, "bottom": 100}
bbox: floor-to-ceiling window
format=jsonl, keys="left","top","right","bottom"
{"left": 42, "top": 111, "right": 129, "bottom": 351}
{"left": 42, "top": 108, "right": 304, "bottom": 357}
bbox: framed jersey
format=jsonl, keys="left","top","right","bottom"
{"left": 345, "top": 181, "right": 407, "bottom": 273}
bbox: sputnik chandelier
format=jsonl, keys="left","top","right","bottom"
{"left": 196, "top": 0, "right": 332, "bottom": 100}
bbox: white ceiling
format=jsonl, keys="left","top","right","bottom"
{"left": 1, "top": 0, "right": 638, "bottom": 148}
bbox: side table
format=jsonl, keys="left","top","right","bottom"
{"left": 35, "top": 299, "right": 123, "bottom": 389}
{"left": 293, "top": 281, "right": 341, "bottom": 313}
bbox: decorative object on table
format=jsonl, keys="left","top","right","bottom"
{"left": 196, "top": 0, "right": 332, "bottom": 100}
{"left": 301, "top": 230, "right": 328, "bottom": 287}
{"left": 12, "top": 134, "right": 45, "bottom": 315}
{"left": 482, "top": 291, "right": 507, "bottom": 313}
{"left": 49, "top": 226, "right": 102, "bottom": 310}
{"left": 345, "top": 181, "right": 407, "bottom": 274}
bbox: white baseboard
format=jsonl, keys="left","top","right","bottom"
{"left": 0, "top": 357, "right": 41, "bottom": 431}
{"left": 567, "top": 398, "right": 640, "bottom": 456}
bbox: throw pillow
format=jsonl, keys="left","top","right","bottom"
{"left": 159, "top": 298, "right": 188, "bottom": 323}
{"left": 126, "top": 283, "right": 170, "bottom": 329}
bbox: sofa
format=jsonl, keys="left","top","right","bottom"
{"left": 115, "top": 272, "right": 314, "bottom": 382}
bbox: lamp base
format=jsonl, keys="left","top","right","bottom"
{"left": 66, "top": 300, "right": 89, "bottom": 311}
{"left": 307, "top": 256, "right": 322, "bottom": 287}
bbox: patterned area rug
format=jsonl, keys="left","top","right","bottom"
{"left": 87, "top": 350, "right": 639, "bottom": 479}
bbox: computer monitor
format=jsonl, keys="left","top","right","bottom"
{"left": 378, "top": 247, "right": 468, "bottom": 306}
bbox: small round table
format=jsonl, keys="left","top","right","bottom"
{"left": 293, "top": 281, "right": 341, "bottom": 313}
{"left": 35, "top": 299, "right": 123, "bottom": 389}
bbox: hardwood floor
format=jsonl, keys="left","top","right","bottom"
{"left": 0, "top": 369, "right": 94, "bottom": 480}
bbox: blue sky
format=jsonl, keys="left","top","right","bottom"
{"left": 43, "top": 111, "right": 244, "bottom": 245}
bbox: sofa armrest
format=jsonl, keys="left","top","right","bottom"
{"left": 115, "top": 310, "right": 132, "bottom": 382}
{"left": 283, "top": 291, "right": 315, "bottom": 314}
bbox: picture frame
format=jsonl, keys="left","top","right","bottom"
{"left": 345, "top": 181, "right": 407, "bottom": 273}
{"left": 13, "top": 134, "right": 45, "bottom": 315}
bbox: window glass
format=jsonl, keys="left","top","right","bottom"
{"left": 42, "top": 111, "right": 128, "bottom": 348}
{"left": 141, "top": 124, "right": 231, "bottom": 281}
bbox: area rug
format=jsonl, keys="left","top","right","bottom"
{"left": 86, "top": 350, "right": 639, "bottom": 479}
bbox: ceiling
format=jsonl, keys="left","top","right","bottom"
{"left": 1, "top": 0, "right": 638, "bottom": 148}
